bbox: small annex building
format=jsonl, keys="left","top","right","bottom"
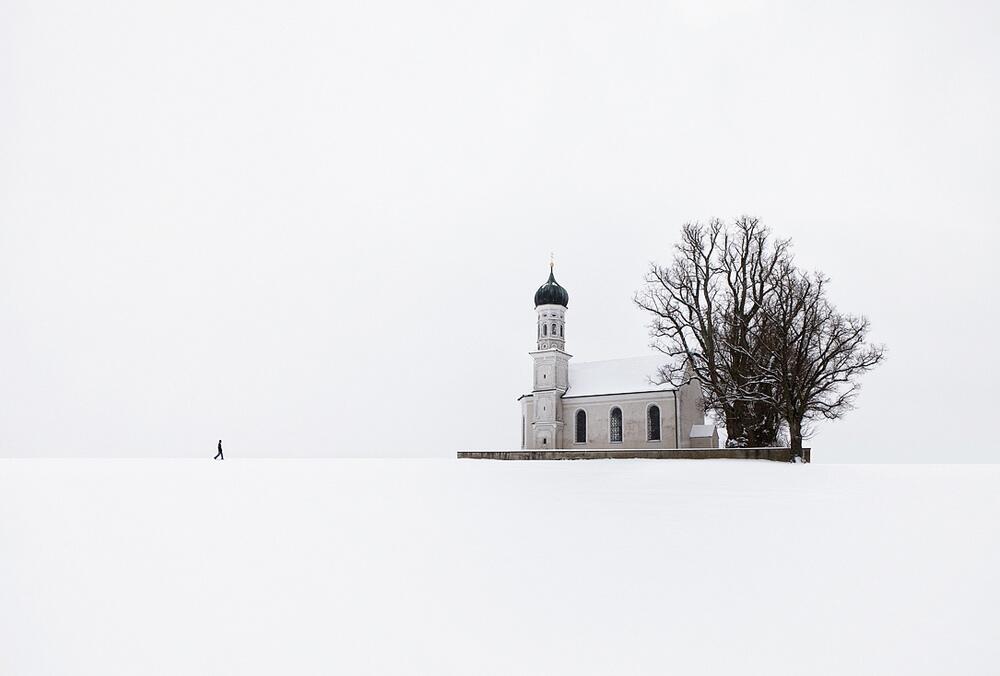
{"left": 518, "top": 265, "right": 714, "bottom": 450}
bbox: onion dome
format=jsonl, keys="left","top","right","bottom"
{"left": 534, "top": 264, "right": 569, "bottom": 307}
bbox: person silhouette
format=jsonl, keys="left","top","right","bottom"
{"left": 215, "top": 439, "right": 224, "bottom": 460}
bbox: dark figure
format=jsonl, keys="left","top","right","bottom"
{"left": 215, "top": 439, "right": 224, "bottom": 460}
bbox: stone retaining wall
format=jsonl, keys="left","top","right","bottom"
{"left": 457, "top": 447, "right": 810, "bottom": 463}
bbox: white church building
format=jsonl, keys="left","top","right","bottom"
{"left": 518, "top": 265, "right": 716, "bottom": 451}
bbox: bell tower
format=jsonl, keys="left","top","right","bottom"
{"left": 527, "top": 261, "right": 571, "bottom": 449}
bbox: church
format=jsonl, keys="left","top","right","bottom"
{"left": 518, "top": 264, "right": 717, "bottom": 451}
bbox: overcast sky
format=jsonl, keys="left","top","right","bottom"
{"left": 1, "top": 0, "right": 997, "bottom": 461}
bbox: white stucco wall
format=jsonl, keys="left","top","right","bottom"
{"left": 530, "top": 350, "right": 570, "bottom": 392}
{"left": 521, "top": 388, "right": 708, "bottom": 450}
{"left": 675, "top": 377, "right": 707, "bottom": 449}
{"left": 560, "top": 392, "right": 679, "bottom": 449}
{"left": 535, "top": 304, "right": 566, "bottom": 351}
{"left": 519, "top": 399, "right": 533, "bottom": 449}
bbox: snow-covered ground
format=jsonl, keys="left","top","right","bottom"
{"left": 1, "top": 459, "right": 998, "bottom": 675}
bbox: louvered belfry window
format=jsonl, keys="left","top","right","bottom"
{"left": 647, "top": 405, "right": 661, "bottom": 441}
{"left": 610, "top": 407, "right": 623, "bottom": 443}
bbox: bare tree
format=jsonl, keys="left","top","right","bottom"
{"left": 635, "top": 217, "right": 790, "bottom": 447}
{"left": 739, "top": 265, "right": 886, "bottom": 451}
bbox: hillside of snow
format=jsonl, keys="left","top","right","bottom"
{"left": 2, "top": 459, "right": 998, "bottom": 675}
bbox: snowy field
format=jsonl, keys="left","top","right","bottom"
{"left": 1, "top": 459, "right": 998, "bottom": 675}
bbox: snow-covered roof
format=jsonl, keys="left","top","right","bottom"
{"left": 565, "top": 355, "right": 676, "bottom": 398}
{"left": 690, "top": 424, "right": 717, "bottom": 438}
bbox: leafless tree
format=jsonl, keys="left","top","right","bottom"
{"left": 635, "top": 216, "right": 791, "bottom": 447}
{"left": 738, "top": 266, "right": 886, "bottom": 451}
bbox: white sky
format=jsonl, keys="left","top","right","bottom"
{"left": 1, "top": 0, "right": 997, "bottom": 461}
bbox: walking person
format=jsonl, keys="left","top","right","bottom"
{"left": 215, "top": 439, "right": 224, "bottom": 460}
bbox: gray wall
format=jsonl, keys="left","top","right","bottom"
{"left": 461, "top": 447, "right": 809, "bottom": 462}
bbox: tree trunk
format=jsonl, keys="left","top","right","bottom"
{"left": 724, "top": 403, "right": 749, "bottom": 447}
{"left": 789, "top": 418, "right": 803, "bottom": 451}
{"left": 746, "top": 400, "right": 780, "bottom": 447}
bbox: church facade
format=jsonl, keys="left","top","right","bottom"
{"left": 518, "top": 265, "right": 713, "bottom": 450}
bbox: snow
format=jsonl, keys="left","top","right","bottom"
{"left": 565, "top": 355, "right": 674, "bottom": 398}
{"left": 2, "top": 459, "right": 998, "bottom": 675}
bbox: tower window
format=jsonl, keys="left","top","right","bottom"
{"left": 647, "top": 405, "right": 661, "bottom": 441}
{"left": 610, "top": 407, "right": 623, "bottom": 443}
{"left": 543, "top": 324, "right": 547, "bottom": 336}
{"left": 551, "top": 323, "right": 556, "bottom": 335}
{"left": 575, "top": 410, "right": 587, "bottom": 443}
{"left": 560, "top": 325, "right": 564, "bottom": 337}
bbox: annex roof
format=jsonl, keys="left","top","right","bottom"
{"left": 690, "top": 424, "right": 717, "bottom": 438}
{"left": 564, "top": 355, "right": 677, "bottom": 398}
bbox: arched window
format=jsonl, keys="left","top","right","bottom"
{"left": 543, "top": 324, "right": 547, "bottom": 336}
{"left": 552, "top": 323, "right": 557, "bottom": 336}
{"left": 610, "top": 407, "right": 623, "bottom": 443}
{"left": 647, "top": 405, "right": 661, "bottom": 441}
{"left": 575, "top": 409, "right": 587, "bottom": 443}
{"left": 560, "top": 325, "right": 564, "bottom": 337}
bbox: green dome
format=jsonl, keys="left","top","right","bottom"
{"left": 534, "top": 267, "right": 569, "bottom": 307}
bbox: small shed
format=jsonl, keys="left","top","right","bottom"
{"left": 689, "top": 424, "right": 719, "bottom": 449}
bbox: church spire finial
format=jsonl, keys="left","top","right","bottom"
{"left": 550, "top": 251, "right": 555, "bottom": 271}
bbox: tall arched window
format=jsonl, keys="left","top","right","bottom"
{"left": 610, "top": 407, "right": 623, "bottom": 443}
{"left": 575, "top": 409, "right": 587, "bottom": 443}
{"left": 560, "top": 325, "right": 564, "bottom": 337}
{"left": 543, "top": 324, "right": 547, "bottom": 336}
{"left": 647, "top": 405, "right": 661, "bottom": 441}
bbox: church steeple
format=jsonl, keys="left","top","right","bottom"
{"left": 534, "top": 262, "right": 569, "bottom": 351}
{"left": 527, "top": 261, "right": 572, "bottom": 449}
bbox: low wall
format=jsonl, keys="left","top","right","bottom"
{"left": 457, "top": 447, "right": 810, "bottom": 463}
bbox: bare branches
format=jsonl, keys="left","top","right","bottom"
{"left": 635, "top": 216, "right": 789, "bottom": 447}
{"left": 637, "top": 217, "right": 885, "bottom": 452}
{"left": 724, "top": 262, "right": 885, "bottom": 449}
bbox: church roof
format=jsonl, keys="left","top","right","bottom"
{"left": 564, "top": 355, "right": 676, "bottom": 398}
